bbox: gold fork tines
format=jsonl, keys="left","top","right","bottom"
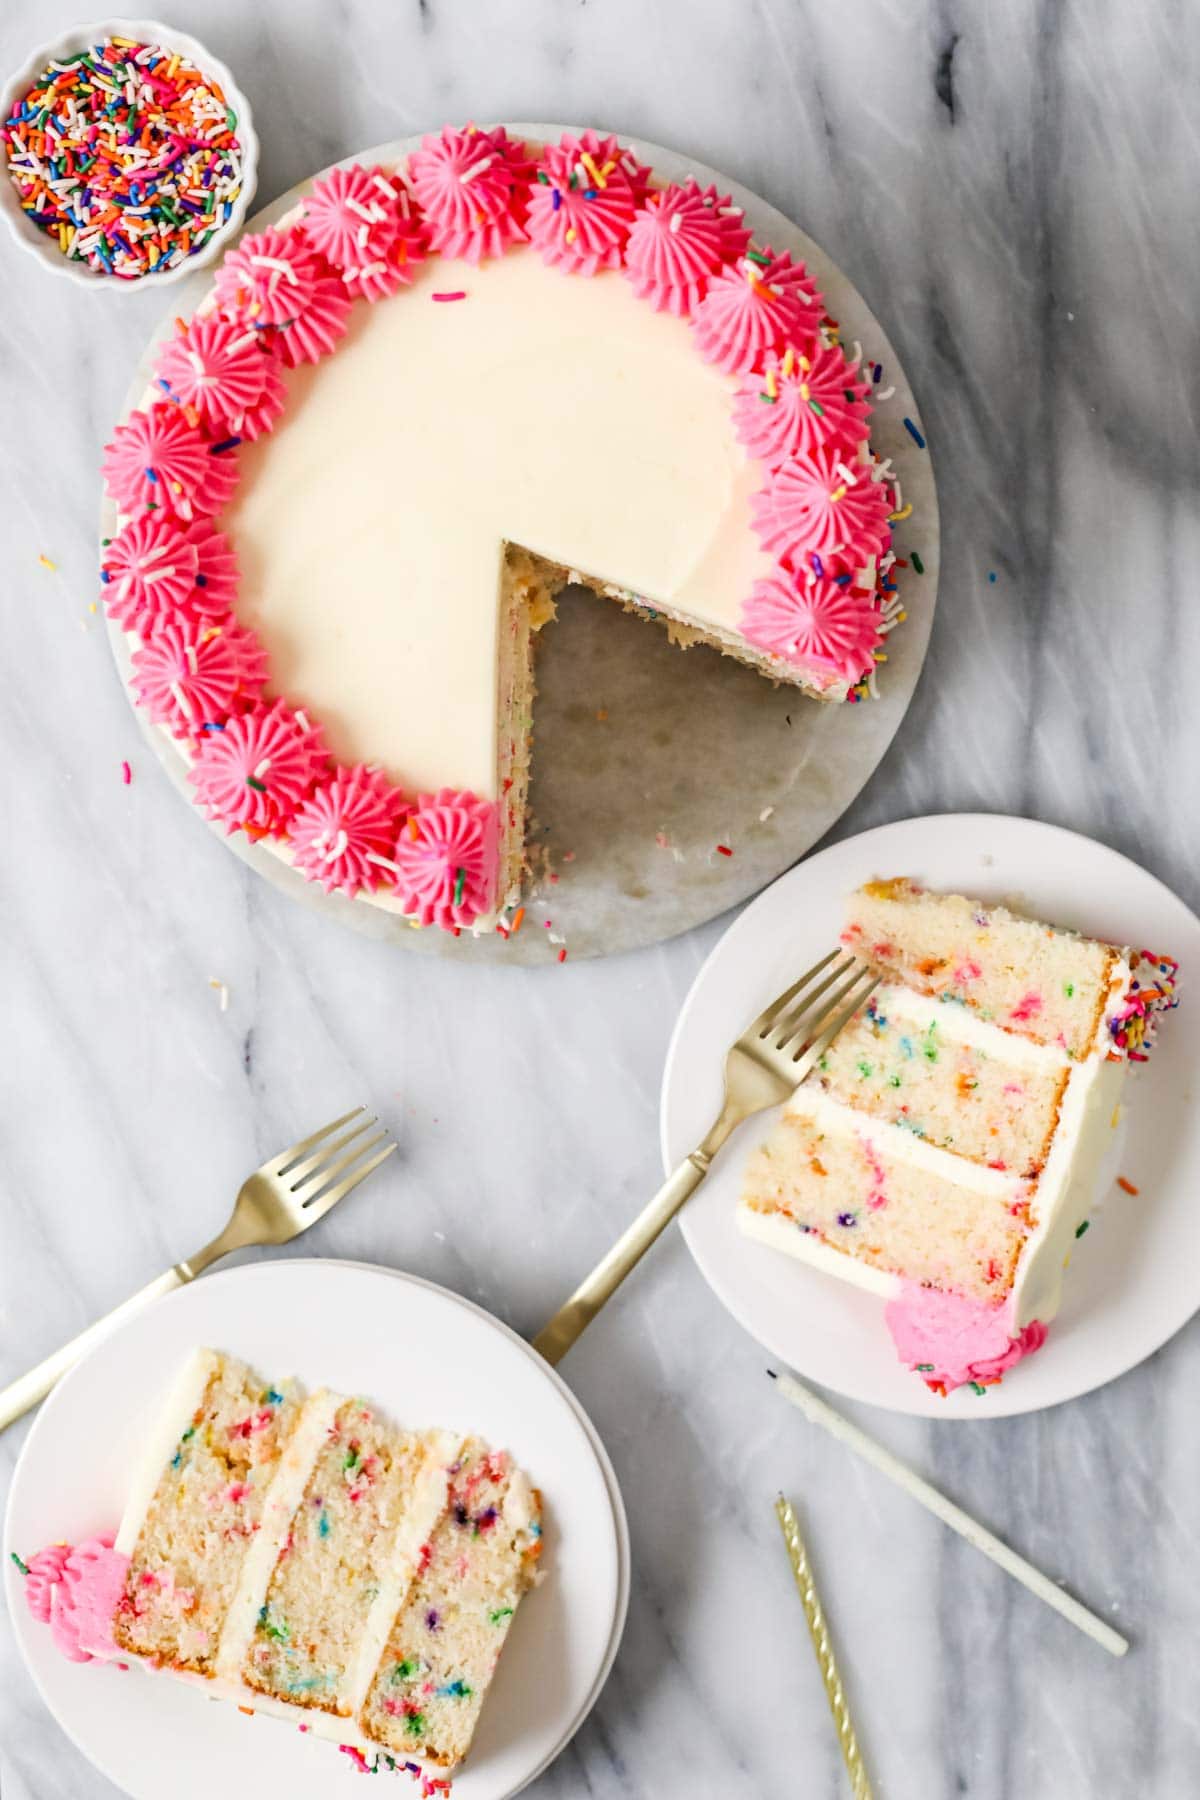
{"left": 532, "top": 950, "right": 880, "bottom": 1365}
{"left": 0, "top": 1107, "right": 397, "bottom": 1432}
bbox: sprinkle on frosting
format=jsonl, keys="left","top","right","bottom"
{"left": 526, "top": 132, "right": 640, "bottom": 275}
{"left": 154, "top": 314, "right": 277, "bottom": 440}
{"left": 214, "top": 224, "right": 322, "bottom": 328}
{"left": 733, "top": 342, "right": 873, "bottom": 466}
{"left": 687, "top": 180, "right": 753, "bottom": 262}
{"left": 289, "top": 765, "right": 411, "bottom": 896}
{"left": 1108, "top": 951, "right": 1180, "bottom": 1061}
{"left": 130, "top": 616, "right": 268, "bottom": 742}
{"left": 691, "top": 247, "right": 824, "bottom": 374}
{"left": 102, "top": 513, "right": 201, "bottom": 630}
{"left": 750, "top": 445, "right": 893, "bottom": 573}
{"left": 184, "top": 519, "right": 241, "bottom": 614}
{"left": 407, "top": 125, "right": 529, "bottom": 264}
{"left": 102, "top": 403, "right": 239, "bottom": 524}
{"left": 188, "top": 699, "right": 327, "bottom": 835}
{"left": 623, "top": 183, "right": 728, "bottom": 315}
{"left": 389, "top": 788, "right": 498, "bottom": 928}
{"left": 740, "top": 569, "right": 883, "bottom": 684}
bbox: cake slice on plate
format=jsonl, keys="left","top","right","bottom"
{"left": 27, "top": 1348, "right": 543, "bottom": 1774}
{"left": 739, "top": 879, "right": 1178, "bottom": 1392}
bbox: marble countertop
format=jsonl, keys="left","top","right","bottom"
{"left": 2, "top": 4, "right": 1199, "bottom": 1797}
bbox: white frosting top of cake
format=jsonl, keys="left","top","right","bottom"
{"left": 221, "top": 246, "right": 773, "bottom": 800}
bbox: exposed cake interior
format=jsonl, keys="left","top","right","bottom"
{"left": 106, "top": 1349, "right": 542, "bottom": 1771}
{"left": 739, "top": 878, "right": 1178, "bottom": 1392}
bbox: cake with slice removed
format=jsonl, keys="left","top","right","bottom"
{"left": 739, "top": 878, "right": 1179, "bottom": 1392}
{"left": 22, "top": 1348, "right": 543, "bottom": 1775}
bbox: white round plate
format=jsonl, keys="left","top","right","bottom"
{"left": 102, "top": 124, "right": 938, "bottom": 963}
{"left": 3, "top": 1260, "right": 629, "bottom": 1799}
{"left": 660, "top": 813, "right": 1200, "bottom": 1419}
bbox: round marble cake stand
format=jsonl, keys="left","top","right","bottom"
{"left": 102, "top": 125, "right": 940, "bottom": 964}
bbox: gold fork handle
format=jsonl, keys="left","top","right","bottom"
{"left": 0, "top": 1263, "right": 194, "bottom": 1433}
{"left": 532, "top": 1112, "right": 735, "bottom": 1369}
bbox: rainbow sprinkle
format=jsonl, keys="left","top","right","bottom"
{"left": 1, "top": 36, "right": 244, "bottom": 280}
{"left": 902, "top": 417, "right": 926, "bottom": 448}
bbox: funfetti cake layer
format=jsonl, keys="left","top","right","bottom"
{"left": 113, "top": 1348, "right": 301, "bottom": 1672}
{"left": 738, "top": 880, "right": 1179, "bottom": 1393}
{"left": 65, "top": 1349, "right": 546, "bottom": 1775}
{"left": 99, "top": 127, "right": 917, "bottom": 936}
{"left": 361, "top": 1437, "right": 543, "bottom": 1769}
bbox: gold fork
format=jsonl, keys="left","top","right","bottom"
{"left": 533, "top": 949, "right": 880, "bottom": 1366}
{"left": 0, "top": 1107, "right": 396, "bottom": 1432}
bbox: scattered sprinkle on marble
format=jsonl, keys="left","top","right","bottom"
{"left": 209, "top": 976, "right": 229, "bottom": 1011}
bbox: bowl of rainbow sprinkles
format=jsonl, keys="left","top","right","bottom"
{"left": 0, "top": 17, "right": 257, "bottom": 287}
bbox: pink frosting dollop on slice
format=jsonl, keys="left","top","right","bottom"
{"left": 750, "top": 445, "right": 893, "bottom": 573}
{"left": 131, "top": 616, "right": 268, "bottom": 742}
{"left": 101, "top": 513, "right": 201, "bottom": 630}
{"left": 691, "top": 249, "right": 824, "bottom": 375}
{"left": 21, "top": 1543, "right": 72, "bottom": 1623}
{"left": 885, "top": 1282, "right": 1049, "bottom": 1394}
{"left": 188, "top": 699, "right": 327, "bottom": 836}
{"left": 101, "top": 403, "right": 239, "bottom": 524}
{"left": 740, "top": 570, "right": 882, "bottom": 684}
{"left": 407, "top": 124, "right": 529, "bottom": 263}
{"left": 20, "top": 1534, "right": 130, "bottom": 1663}
{"left": 389, "top": 788, "right": 498, "bottom": 929}
{"left": 733, "top": 342, "right": 873, "bottom": 466}
{"left": 184, "top": 519, "right": 240, "bottom": 614}
{"left": 289, "top": 765, "right": 411, "bottom": 896}
{"left": 623, "top": 184, "right": 727, "bottom": 315}
{"left": 213, "top": 224, "right": 322, "bottom": 328}
{"left": 153, "top": 314, "right": 274, "bottom": 438}
{"left": 525, "top": 132, "right": 639, "bottom": 275}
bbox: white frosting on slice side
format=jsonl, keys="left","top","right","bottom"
{"left": 868, "top": 982, "right": 1072, "bottom": 1071}
{"left": 778, "top": 1086, "right": 1027, "bottom": 1198}
{"left": 215, "top": 1388, "right": 343, "bottom": 1684}
{"left": 1009, "top": 963, "right": 1130, "bottom": 1327}
{"left": 344, "top": 1426, "right": 461, "bottom": 1719}
{"left": 115, "top": 1347, "right": 218, "bottom": 1557}
{"left": 736, "top": 1199, "right": 900, "bottom": 1298}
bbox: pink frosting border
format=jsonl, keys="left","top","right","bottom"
{"left": 101, "top": 126, "right": 913, "bottom": 930}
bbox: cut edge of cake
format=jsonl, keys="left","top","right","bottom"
{"left": 737, "top": 878, "right": 1179, "bottom": 1391}
{"left": 109, "top": 1348, "right": 543, "bottom": 1771}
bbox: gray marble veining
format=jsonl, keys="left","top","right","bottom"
{"left": 2, "top": 3, "right": 1199, "bottom": 1797}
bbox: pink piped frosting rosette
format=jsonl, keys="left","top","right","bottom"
{"left": 214, "top": 224, "right": 323, "bottom": 327}
{"left": 289, "top": 765, "right": 411, "bottom": 897}
{"left": 624, "top": 183, "right": 728, "bottom": 315}
{"left": 740, "top": 569, "right": 882, "bottom": 685}
{"left": 733, "top": 342, "right": 872, "bottom": 466}
{"left": 102, "top": 403, "right": 239, "bottom": 524}
{"left": 526, "top": 131, "right": 640, "bottom": 276}
{"left": 301, "top": 163, "right": 404, "bottom": 269}
{"left": 102, "top": 513, "right": 201, "bottom": 630}
{"left": 692, "top": 248, "right": 824, "bottom": 374}
{"left": 750, "top": 445, "right": 893, "bottom": 573}
{"left": 131, "top": 616, "right": 268, "bottom": 742}
{"left": 407, "top": 124, "right": 530, "bottom": 263}
{"left": 390, "top": 789, "right": 499, "bottom": 929}
{"left": 188, "top": 700, "right": 328, "bottom": 836}
{"left": 153, "top": 315, "right": 277, "bottom": 440}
